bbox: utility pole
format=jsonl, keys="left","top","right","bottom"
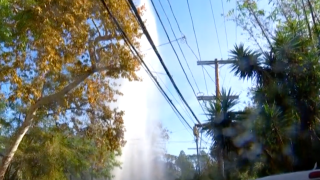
{"left": 188, "top": 145, "right": 207, "bottom": 175}
{"left": 215, "top": 59, "right": 220, "bottom": 97}
{"left": 196, "top": 59, "right": 238, "bottom": 101}
{"left": 192, "top": 126, "right": 200, "bottom": 175}
{"left": 197, "top": 58, "right": 239, "bottom": 179}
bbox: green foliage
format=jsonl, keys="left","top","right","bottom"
{"left": 0, "top": 0, "right": 145, "bottom": 178}
{"left": 176, "top": 151, "right": 196, "bottom": 180}
{"left": 163, "top": 151, "right": 224, "bottom": 180}
{"left": 0, "top": 0, "right": 12, "bottom": 42}
{"left": 192, "top": 1, "right": 320, "bottom": 179}
{"left": 0, "top": 115, "right": 121, "bottom": 180}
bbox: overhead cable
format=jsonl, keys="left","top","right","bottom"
{"left": 100, "top": 0, "right": 193, "bottom": 130}
{"left": 152, "top": 0, "right": 205, "bottom": 122}
{"left": 220, "top": 0, "right": 229, "bottom": 54}
{"left": 142, "top": 36, "right": 185, "bottom": 52}
{"left": 158, "top": 0, "right": 201, "bottom": 94}
{"left": 209, "top": 0, "right": 223, "bottom": 59}
{"left": 186, "top": 0, "right": 208, "bottom": 94}
{"left": 125, "top": 0, "right": 202, "bottom": 125}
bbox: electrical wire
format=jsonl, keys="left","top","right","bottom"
{"left": 129, "top": 0, "right": 207, "bottom": 146}
{"left": 166, "top": 0, "right": 202, "bottom": 95}
{"left": 126, "top": 0, "right": 201, "bottom": 125}
{"left": 142, "top": 36, "right": 184, "bottom": 52}
{"left": 185, "top": 43, "right": 216, "bottom": 87}
{"left": 185, "top": 0, "right": 209, "bottom": 94}
{"left": 203, "top": 67, "right": 215, "bottom": 84}
{"left": 147, "top": 57, "right": 195, "bottom": 122}
{"left": 157, "top": 0, "right": 201, "bottom": 94}
{"left": 152, "top": 0, "right": 207, "bottom": 124}
{"left": 220, "top": 0, "right": 229, "bottom": 54}
{"left": 100, "top": 0, "right": 193, "bottom": 130}
{"left": 165, "top": 0, "right": 207, "bottom": 96}
{"left": 166, "top": 0, "right": 183, "bottom": 36}
{"left": 154, "top": 70, "right": 195, "bottom": 122}
{"left": 186, "top": 0, "right": 201, "bottom": 60}
{"left": 160, "top": 2, "right": 216, "bottom": 146}
{"left": 129, "top": 0, "right": 208, "bottom": 144}
{"left": 209, "top": 0, "right": 223, "bottom": 59}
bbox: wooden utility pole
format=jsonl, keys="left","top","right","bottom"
{"left": 196, "top": 59, "right": 238, "bottom": 101}
{"left": 197, "top": 59, "right": 239, "bottom": 179}
{"left": 215, "top": 59, "right": 220, "bottom": 97}
{"left": 192, "top": 126, "right": 200, "bottom": 175}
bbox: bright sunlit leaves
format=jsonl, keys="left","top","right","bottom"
{"left": 0, "top": 0, "right": 145, "bottom": 178}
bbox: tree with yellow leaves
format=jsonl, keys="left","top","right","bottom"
{"left": 0, "top": 0, "right": 145, "bottom": 178}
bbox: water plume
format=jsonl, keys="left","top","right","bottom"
{"left": 113, "top": 0, "right": 165, "bottom": 179}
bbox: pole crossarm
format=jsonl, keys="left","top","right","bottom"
{"left": 197, "top": 60, "right": 236, "bottom": 65}
{"left": 187, "top": 147, "right": 207, "bottom": 150}
{"left": 196, "top": 95, "right": 239, "bottom": 101}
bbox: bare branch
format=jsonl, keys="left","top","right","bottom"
{"left": 91, "top": 18, "right": 102, "bottom": 37}
{"left": 89, "top": 40, "right": 97, "bottom": 69}
{"left": 95, "top": 66, "right": 118, "bottom": 72}
{"left": 301, "top": 0, "right": 313, "bottom": 41}
{"left": 94, "top": 34, "right": 114, "bottom": 45}
{"left": 247, "top": 3, "right": 273, "bottom": 49}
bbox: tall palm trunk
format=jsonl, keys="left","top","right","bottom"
{"left": 217, "top": 147, "right": 225, "bottom": 179}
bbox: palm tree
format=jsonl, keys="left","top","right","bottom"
{"left": 200, "top": 88, "right": 246, "bottom": 179}
{"left": 229, "top": 27, "right": 320, "bottom": 171}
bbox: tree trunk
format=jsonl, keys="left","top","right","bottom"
{"left": 0, "top": 111, "right": 33, "bottom": 179}
{"left": 217, "top": 147, "right": 225, "bottom": 179}
{"left": 0, "top": 72, "right": 92, "bottom": 179}
{"left": 293, "top": 100, "right": 315, "bottom": 171}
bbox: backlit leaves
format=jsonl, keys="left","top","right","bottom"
{"left": 0, "top": 0, "right": 145, "bottom": 178}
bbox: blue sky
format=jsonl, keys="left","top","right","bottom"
{"left": 140, "top": 0, "right": 256, "bottom": 156}
{"left": 0, "top": 0, "right": 261, "bottom": 158}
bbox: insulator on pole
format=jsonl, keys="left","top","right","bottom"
{"left": 193, "top": 126, "right": 199, "bottom": 139}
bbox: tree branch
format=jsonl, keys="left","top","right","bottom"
{"left": 301, "top": 0, "right": 313, "bottom": 41}
{"left": 0, "top": 70, "right": 94, "bottom": 178}
{"left": 91, "top": 18, "right": 102, "bottom": 37}
{"left": 94, "top": 34, "right": 114, "bottom": 45}
{"left": 89, "top": 40, "right": 97, "bottom": 69}
{"left": 247, "top": 3, "right": 273, "bottom": 49}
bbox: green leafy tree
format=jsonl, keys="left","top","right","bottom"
{"left": 226, "top": 0, "right": 320, "bottom": 173}
{"left": 163, "top": 154, "right": 180, "bottom": 180}
{"left": 0, "top": 0, "right": 145, "bottom": 178}
{"left": 176, "top": 151, "right": 196, "bottom": 180}
{"left": 200, "top": 88, "right": 246, "bottom": 179}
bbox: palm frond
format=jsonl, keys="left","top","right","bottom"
{"left": 229, "top": 43, "right": 262, "bottom": 80}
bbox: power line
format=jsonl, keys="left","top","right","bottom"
{"left": 158, "top": 0, "right": 201, "bottom": 94}
{"left": 126, "top": 0, "right": 201, "bottom": 125}
{"left": 166, "top": 0, "right": 183, "bottom": 35}
{"left": 185, "top": 0, "right": 208, "bottom": 94}
{"left": 185, "top": 43, "right": 216, "bottom": 87}
{"left": 154, "top": 3, "right": 215, "bottom": 144}
{"left": 186, "top": 0, "right": 201, "bottom": 60}
{"left": 209, "top": 0, "right": 223, "bottom": 59}
{"left": 155, "top": 71, "right": 195, "bottom": 122}
{"left": 149, "top": 2, "right": 216, "bottom": 148}
{"left": 220, "top": 0, "right": 229, "bottom": 54}
{"left": 152, "top": 0, "right": 206, "bottom": 124}
{"left": 99, "top": 0, "right": 193, "bottom": 130}
{"left": 147, "top": 56, "right": 195, "bottom": 122}
{"left": 128, "top": 0, "right": 209, "bottom": 145}
{"left": 202, "top": 67, "right": 209, "bottom": 94}
{"left": 203, "top": 67, "right": 215, "bottom": 84}
{"left": 142, "top": 36, "right": 184, "bottom": 52}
